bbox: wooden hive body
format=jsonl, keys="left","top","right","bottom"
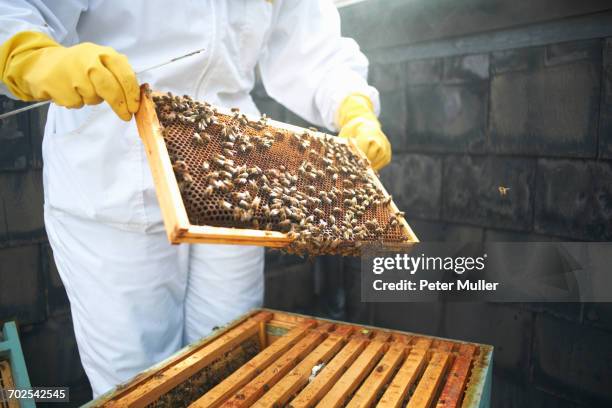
{"left": 135, "top": 85, "right": 418, "bottom": 254}
{"left": 87, "top": 309, "right": 493, "bottom": 408}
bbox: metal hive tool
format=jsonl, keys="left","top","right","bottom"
{"left": 86, "top": 309, "right": 493, "bottom": 408}
{"left": 135, "top": 84, "right": 418, "bottom": 255}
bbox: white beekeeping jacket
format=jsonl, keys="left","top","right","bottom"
{"left": 0, "top": 0, "right": 379, "bottom": 230}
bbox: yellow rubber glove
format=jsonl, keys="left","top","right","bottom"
{"left": 0, "top": 31, "right": 139, "bottom": 121}
{"left": 337, "top": 93, "right": 392, "bottom": 170}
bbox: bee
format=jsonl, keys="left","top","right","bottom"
{"left": 278, "top": 219, "right": 292, "bottom": 231}
{"left": 498, "top": 186, "right": 511, "bottom": 196}
{"left": 306, "top": 186, "right": 316, "bottom": 195}
{"left": 201, "top": 161, "right": 210, "bottom": 172}
{"left": 203, "top": 185, "right": 214, "bottom": 197}
{"left": 173, "top": 159, "right": 190, "bottom": 173}
{"left": 218, "top": 199, "right": 233, "bottom": 211}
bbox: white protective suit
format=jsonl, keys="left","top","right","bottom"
{"left": 0, "top": 0, "right": 379, "bottom": 396}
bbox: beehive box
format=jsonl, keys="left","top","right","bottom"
{"left": 86, "top": 309, "right": 492, "bottom": 408}
{"left": 135, "top": 85, "right": 418, "bottom": 256}
{"left": 0, "top": 322, "right": 34, "bottom": 408}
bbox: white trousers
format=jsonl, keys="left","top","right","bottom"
{"left": 44, "top": 209, "right": 265, "bottom": 397}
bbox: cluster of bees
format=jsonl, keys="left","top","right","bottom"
{"left": 152, "top": 92, "right": 406, "bottom": 256}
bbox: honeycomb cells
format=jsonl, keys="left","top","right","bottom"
{"left": 153, "top": 92, "right": 410, "bottom": 256}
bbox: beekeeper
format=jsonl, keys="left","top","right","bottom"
{"left": 0, "top": 0, "right": 391, "bottom": 396}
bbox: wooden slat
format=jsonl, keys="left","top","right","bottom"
{"left": 135, "top": 85, "right": 190, "bottom": 243}
{"left": 406, "top": 352, "right": 451, "bottom": 408}
{"left": 377, "top": 338, "right": 432, "bottom": 408}
{"left": 252, "top": 326, "right": 353, "bottom": 408}
{"left": 432, "top": 340, "right": 455, "bottom": 353}
{"left": 315, "top": 332, "right": 390, "bottom": 408}
{"left": 190, "top": 321, "right": 316, "bottom": 408}
{"left": 181, "top": 226, "right": 291, "bottom": 247}
{"left": 110, "top": 312, "right": 272, "bottom": 407}
{"left": 288, "top": 332, "right": 370, "bottom": 408}
{"left": 435, "top": 345, "right": 477, "bottom": 408}
{"left": 345, "top": 341, "right": 406, "bottom": 408}
{"left": 220, "top": 330, "right": 326, "bottom": 407}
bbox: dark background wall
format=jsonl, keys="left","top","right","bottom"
{"left": 1, "top": 1, "right": 611, "bottom": 407}
{"left": 261, "top": 2, "right": 612, "bottom": 408}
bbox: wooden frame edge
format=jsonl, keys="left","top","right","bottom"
{"left": 135, "top": 85, "right": 190, "bottom": 244}
{"left": 138, "top": 86, "right": 418, "bottom": 247}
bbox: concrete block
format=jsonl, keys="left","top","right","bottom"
{"left": 264, "top": 261, "right": 314, "bottom": 312}
{"left": 490, "top": 42, "right": 601, "bottom": 157}
{"left": 42, "top": 244, "right": 70, "bottom": 316}
{"left": 379, "top": 89, "right": 408, "bottom": 151}
{"left": 534, "top": 159, "right": 612, "bottom": 240}
{"left": 441, "top": 303, "right": 533, "bottom": 376}
{"left": 533, "top": 314, "right": 612, "bottom": 404}
{"left": 403, "top": 59, "right": 442, "bottom": 85}
{"left": 492, "top": 375, "right": 580, "bottom": 408}
{"left": 409, "top": 220, "right": 484, "bottom": 242}
{"left": 369, "top": 62, "right": 404, "bottom": 91}
{"left": 378, "top": 153, "right": 441, "bottom": 219}
{"left": 545, "top": 39, "right": 602, "bottom": 67}
{"left": 598, "top": 38, "right": 612, "bottom": 159}
{"left": 0, "top": 171, "right": 45, "bottom": 243}
{"left": 0, "top": 245, "right": 45, "bottom": 325}
{"left": 442, "top": 155, "right": 535, "bottom": 230}
{"left": 443, "top": 53, "right": 490, "bottom": 83}
{"left": 371, "top": 301, "right": 446, "bottom": 338}
{"left": 404, "top": 82, "right": 487, "bottom": 153}
{"left": 19, "top": 314, "right": 88, "bottom": 388}
{"left": 28, "top": 105, "right": 48, "bottom": 169}
{"left": 484, "top": 229, "right": 562, "bottom": 242}
{"left": 584, "top": 303, "right": 612, "bottom": 333}
{"left": 0, "top": 97, "right": 30, "bottom": 171}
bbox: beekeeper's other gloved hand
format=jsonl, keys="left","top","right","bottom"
{"left": 337, "top": 93, "right": 392, "bottom": 170}
{"left": 0, "top": 31, "right": 139, "bottom": 121}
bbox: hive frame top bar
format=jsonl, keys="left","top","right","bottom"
{"left": 85, "top": 308, "right": 493, "bottom": 408}
{"left": 135, "top": 84, "right": 418, "bottom": 247}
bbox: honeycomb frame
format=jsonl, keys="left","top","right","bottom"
{"left": 135, "top": 84, "right": 418, "bottom": 248}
